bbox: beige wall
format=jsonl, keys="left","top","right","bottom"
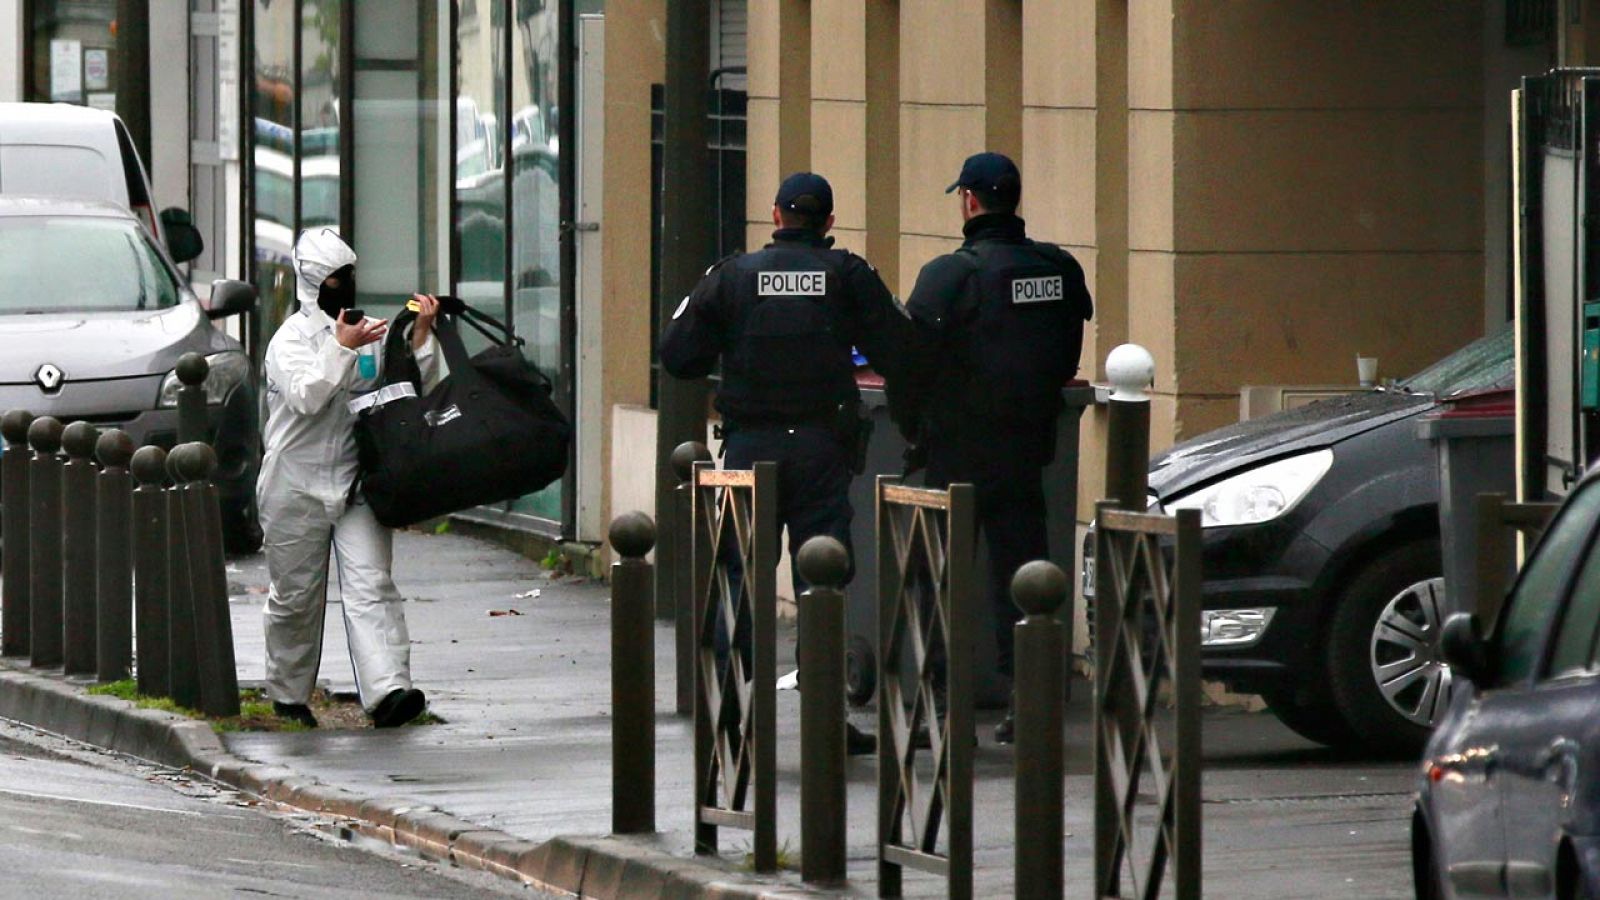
{"left": 599, "top": 0, "right": 665, "bottom": 538}
{"left": 737, "top": 0, "right": 1506, "bottom": 522}
{"left": 1128, "top": 0, "right": 1490, "bottom": 443}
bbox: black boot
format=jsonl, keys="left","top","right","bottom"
{"left": 846, "top": 722, "right": 877, "bottom": 756}
{"left": 371, "top": 688, "right": 427, "bottom": 728}
{"left": 272, "top": 702, "right": 318, "bottom": 728}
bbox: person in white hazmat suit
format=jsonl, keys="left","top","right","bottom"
{"left": 259, "top": 227, "right": 445, "bottom": 728}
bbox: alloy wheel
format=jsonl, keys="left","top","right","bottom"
{"left": 1369, "top": 577, "right": 1452, "bottom": 727}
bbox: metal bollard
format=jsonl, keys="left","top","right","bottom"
{"left": 95, "top": 431, "right": 136, "bottom": 682}
{"left": 61, "top": 422, "right": 101, "bottom": 676}
{"left": 28, "top": 416, "right": 65, "bottom": 668}
{"left": 796, "top": 536, "right": 849, "bottom": 886}
{"left": 2, "top": 409, "right": 35, "bottom": 657}
{"left": 131, "top": 446, "right": 171, "bottom": 697}
{"left": 671, "top": 440, "right": 709, "bottom": 716}
{"left": 1012, "top": 560, "right": 1069, "bottom": 900}
{"left": 1104, "top": 344, "right": 1154, "bottom": 510}
{"left": 175, "top": 353, "right": 209, "bottom": 445}
{"left": 609, "top": 511, "right": 657, "bottom": 834}
{"left": 196, "top": 447, "right": 242, "bottom": 714}
{"left": 165, "top": 449, "right": 201, "bottom": 710}
{"left": 174, "top": 443, "right": 239, "bottom": 717}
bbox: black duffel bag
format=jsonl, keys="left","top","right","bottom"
{"left": 353, "top": 296, "right": 571, "bottom": 528}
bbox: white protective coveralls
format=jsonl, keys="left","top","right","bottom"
{"left": 259, "top": 228, "right": 443, "bottom": 712}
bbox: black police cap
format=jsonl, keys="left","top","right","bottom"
{"left": 945, "top": 152, "right": 1021, "bottom": 198}
{"left": 775, "top": 172, "right": 834, "bottom": 217}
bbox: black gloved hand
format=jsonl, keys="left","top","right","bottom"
{"left": 902, "top": 442, "right": 928, "bottom": 477}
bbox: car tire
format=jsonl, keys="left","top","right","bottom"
{"left": 1327, "top": 540, "right": 1448, "bottom": 756}
{"left": 1262, "top": 683, "right": 1360, "bottom": 748}
{"left": 846, "top": 636, "right": 876, "bottom": 707}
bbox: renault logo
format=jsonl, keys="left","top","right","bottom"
{"left": 34, "top": 364, "right": 64, "bottom": 393}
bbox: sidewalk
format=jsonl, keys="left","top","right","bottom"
{"left": 208, "top": 527, "right": 1417, "bottom": 898}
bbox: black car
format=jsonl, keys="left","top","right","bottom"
{"left": 1414, "top": 468, "right": 1600, "bottom": 900}
{"left": 1086, "top": 328, "right": 1513, "bottom": 754}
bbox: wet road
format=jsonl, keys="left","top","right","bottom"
{"left": 0, "top": 718, "right": 545, "bottom": 899}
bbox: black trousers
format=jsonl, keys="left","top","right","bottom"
{"left": 715, "top": 425, "right": 854, "bottom": 665}
{"left": 925, "top": 429, "right": 1051, "bottom": 683}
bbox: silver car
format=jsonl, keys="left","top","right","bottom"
{"left": 0, "top": 197, "right": 260, "bottom": 552}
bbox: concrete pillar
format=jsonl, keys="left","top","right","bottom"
{"left": 1134, "top": 1, "right": 1489, "bottom": 448}
{"left": 897, "top": 0, "right": 1022, "bottom": 291}
{"left": 747, "top": 0, "right": 811, "bottom": 250}
{"left": 598, "top": 0, "right": 664, "bottom": 535}
{"left": 808, "top": 0, "right": 899, "bottom": 287}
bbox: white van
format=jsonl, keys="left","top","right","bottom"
{"left": 0, "top": 102, "right": 203, "bottom": 263}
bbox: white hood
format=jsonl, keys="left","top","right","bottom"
{"left": 291, "top": 227, "right": 358, "bottom": 313}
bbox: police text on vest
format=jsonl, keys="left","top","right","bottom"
{"left": 1011, "top": 275, "right": 1064, "bottom": 304}
{"left": 758, "top": 271, "right": 827, "bottom": 296}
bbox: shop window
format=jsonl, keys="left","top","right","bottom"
{"left": 26, "top": 0, "right": 117, "bottom": 108}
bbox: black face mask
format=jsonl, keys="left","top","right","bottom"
{"left": 316, "top": 265, "right": 356, "bottom": 318}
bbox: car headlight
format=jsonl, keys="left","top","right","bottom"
{"left": 158, "top": 351, "right": 251, "bottom": 407}
{"left": 1201, "top": 608, "right": 1276, "bottom": 647}
{"left": 1165, "top": 449, "right": 1333, "bottom": 528}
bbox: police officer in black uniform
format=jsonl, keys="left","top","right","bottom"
{"left": 897, "top": 152, "right": 1093, "bottom": 744}
{"left": 659, "top": 172, "right": 911, "bottom": 755}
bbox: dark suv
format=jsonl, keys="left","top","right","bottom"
{"left": 1086, "top": 328, "right": 1512, "bottom": 754}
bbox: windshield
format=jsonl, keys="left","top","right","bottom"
{"left": 1398, "top": 325, "right": 1514, "bottom": 397}
{"left": 0, "top": 216, "right": 180, "bottom": 313}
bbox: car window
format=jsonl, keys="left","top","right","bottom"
{"left": 0, "top": 216, "right": 180, "bottom": 313}
{"left": 0, "top": 145, "right": 118, "bottom": 201}
{"left": 1548, "top": 530, "right": 1600, "bottom": 678}
{"left": 1400, "top": 326, "right": 1514, "bottom": 397}
{"left": 1494, "top": 482, "right": 1600, "bottom": 686}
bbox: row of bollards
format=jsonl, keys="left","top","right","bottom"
{"left": 0, "top": 405, "right": 239, "bottom": 717}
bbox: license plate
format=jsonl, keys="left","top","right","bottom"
{"left": 1081, "top": 555, "right": 1096, "bottom": 599}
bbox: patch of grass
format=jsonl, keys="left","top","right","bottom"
{"left": 739, "top": 840, "right": 796, "bottom": 872}
{"left": 434, "top": 520, "right": 452, "bottom": 535}
{"left": 88, "top": 680, "right": 202, "bottom": 717}
{"left": 87, "top": 679, "right": 138, "bottom": 701}
{"left": 540, "top": 548, "right": 563, "bottom": 570}
{"left": 85, "top": 681, "right": 443, "bottom": 733}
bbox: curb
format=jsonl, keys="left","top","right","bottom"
{"left": 0, "top": 661, "right": 834, "bottom": 899}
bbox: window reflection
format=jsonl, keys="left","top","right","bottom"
{"left": 300, "top": 0, "right": 341, "bottom": 230}
{"left": 251, "top": 0, "right": 297, "bottom": 348}
{"left": 507, "top": 0, "right": 562, "bottom": 521}
{"left": 455, "top": 0, "right": 507, "bottom": 325}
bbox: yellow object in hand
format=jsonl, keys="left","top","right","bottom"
{"left": 406, "top": 298, "right": 422, "bottom": 313}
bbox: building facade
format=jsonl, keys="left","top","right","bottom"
{"left": 3, "top": 1, "right": 1591, "bottom": 594}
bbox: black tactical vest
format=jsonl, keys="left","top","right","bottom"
{"left": 718, "top": 244, "right": 857, "bottom": 426}
{"left": 954, "top": 240, "right": 1086, "bottom": 421}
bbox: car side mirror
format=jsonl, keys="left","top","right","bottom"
{"left": 160, "top": 207, "right": 205, "bottom": 264}
{"left": 1440, "top": 613, "right": 1490, "bottom": 686}
{"left": 206, "top": 279, "right": 258, "bottom": 320}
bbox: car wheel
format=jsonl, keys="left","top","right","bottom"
{"left": 1262, "top": 683, "right": 1360, "bottom": 748}
{"left": 846, "top": 636, "right": 876, "bottom": 707}
{"left": 1328, "top": 541, "right": 1449, "bottom": 755}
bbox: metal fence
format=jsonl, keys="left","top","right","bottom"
{"left": 874, "top": 476, "right": 977, "bottom": 899}
{"left": 1092, "top": 502, "right": 1203, "bottom": 900}
{"left": 690, "top": 459, "right": 779, "bottom": 871}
